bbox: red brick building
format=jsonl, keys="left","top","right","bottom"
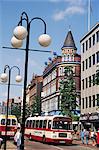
{"left": 26, "top": 75, "right": 43, "bottom": 116}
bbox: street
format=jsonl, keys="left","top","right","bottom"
{"left": 21, "top": 139, "right": 99, "bottom": 150}
{"left": 1, "top": 138, "right": 99, "bottom": 150}
{"left": 5, "top": 139, "right": 98, "bottom": 150}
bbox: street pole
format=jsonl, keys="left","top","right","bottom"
{"left": 7, "top": 11, "right": 51, "bottom": 150}
{"left": 0, "top": 65, "right": 22, "bottom": 150}
{"left": 3, "top": 66, "right": 11, "bottom": 150}
{"left": 2, "top": 11, "right": 52, "bottom": 150}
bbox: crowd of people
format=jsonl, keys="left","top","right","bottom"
{"left": 80, "top": 128, "right": 97, "bottom": 146}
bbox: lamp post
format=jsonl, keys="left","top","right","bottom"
{"left": 10, "top": 11, "right": 51, "bottom": 150}
{"left": 0, "top": 65, "right": 22, "bottom": 150}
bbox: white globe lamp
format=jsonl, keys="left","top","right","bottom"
{"left": 15, "top": 75, "right": 22, "bottom": 82}
{"left": 38, "top": 34, "right": 51, "bottom": 47}
{"left": 11, "top": 36, "right": 23, "bottom": 48}
{"left": 13, "top": 26, "right": 28, "bottom": 40}
{"left": 0, "top": 73, "right": 8, "bottom": 83}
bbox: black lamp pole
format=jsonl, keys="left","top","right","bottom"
{"left": 17, "top": 12, "right": 49, "bottom": 150}
{"left": 3, "top": 65, "right": 21, "bottom": 150}
{"left": 2, "top": 11, "right": 51, "bottom": 150}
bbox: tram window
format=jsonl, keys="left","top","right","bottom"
{"left": 48, "top": 120, "right": 51, "bottom": 129}
{"left": 26, "top": 120, "right": 29, "bottom": 127}
{"left": 36, "top": 120, "right": 39, "bottom": 128}
{"left": 43, "top": 120, "right": 47, "bottom": 129}
{"left": 12, "top": 119, "right": 16, "bottom": 125}
{"left": 30, "top": 120, "right": 32, "bottom": 128}
{"left": 39, "top": 120, "right": 43, "bottom": 128}
{"left": 7, "top": 119, "right": 10, "bottom": 125}
{"left": 1, "top": 119, "right": 5, "bottom": 125}
{"left": 25, "top": 121, "right": 27, "bottom": 127}
{"left": 27, "top": 120, "right": 30, "bottom": 128}
{"left": 32, "top": 120, "right": 35, "bottom": 128}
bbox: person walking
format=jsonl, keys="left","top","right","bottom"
{"left": 85, "top": 129, "right": 89, "bottom": 145}
{"left": 0, "top": 137, "right": 3, "bottom": 148}
{"left": 14, "top": 127, "right": 22, "bottom": 150}
{"left": 80, "top": 129, "right": 85, "bottom": 144}
{"left": 90, "top": 129, "right": 96, "bottom": 146}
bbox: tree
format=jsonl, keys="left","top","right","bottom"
{"left": 59, "top": 66, "right": 77, "bottom": 117}
{"left": 11, "top": 103, "right": 21, "bottom": 122}
{"left": 29, "top": 96, "right": 41, "bottom": 116}
{"left": 93, "top": 66, "right": 99, "bottom": 106}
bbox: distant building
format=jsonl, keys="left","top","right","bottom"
{"left": 26, "top": 75, "right": 43, "bottom": 115}
{"left": 1, "top": 97, "right": 21, "bottom": 115}
{"left": 80, "top": 23, "right": 99, "bottom": 130}
{"left": 42, "top": 29, "right": 81, "bottom": 115}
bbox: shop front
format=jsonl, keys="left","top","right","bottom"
{"left": 80, "top": 112, "right": 99, "bottom": 130}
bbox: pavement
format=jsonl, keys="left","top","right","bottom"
{"left": 0, "top": 139, "right": 99, "bottom": 150}
{"left": 73, "top": 140, "right": 99, "bottom": 150}
{"left": 0, "top": 141, "right": 16, "bottom": 150}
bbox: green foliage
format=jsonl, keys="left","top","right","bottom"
{"left": 92, "top": 68, "right": 99, "bottom": 106}
{"left": 11, "top": 103, "right": 21, "bottom": 122}
{"left": 95, "top": 69, "right": 99, "bottom": 85}
{"left": 29, "top": 96, "right": 41, "bottom": 116}
{"left": 72, "top": 115, "right": 80, "bottom": 121}
{"left": 25, "top": 102, "right": 32, "bottom": 119}
{"left": 59, "top": 66, "right": 77, "bottom": 117}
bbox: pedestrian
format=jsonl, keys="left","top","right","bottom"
{"left": 0, "top": 137, "right": 3, "bottom": 148}
{"left": 85, "top": 129, "right": 89, "bottom": 145}
{"left": 96, "top": 128, "right": 99, "bottom": 147}
{"left": 14, "top": 127, "right": 21, "bottom": 150}
{"left": 80, "top": 129, "right": 85, "bottom": 144}
{"left": 90, "top": 129, "right": 96, "bottom": 146}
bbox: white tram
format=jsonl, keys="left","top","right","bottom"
{"left": 25, "top": 115, "right": 73, "bottom": 144}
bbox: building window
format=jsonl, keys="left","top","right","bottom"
{"left": 92, "top": 54, "right": 95, "bottom": 65}
{"left": 93, "top": 95, "right": 95, "bottom": 107}
{"left": 82, "top": 98, "right": 84, "bottom": 109}
{"left": 89, "top": 76, "right": 91, "bottom": 87}
{"left": 86, "top": 97, "right": 88, "bottom": 108}
{"left": 92, "top": 34, "right": 95, "bottom": 45}
{"left": 96, "top": 52, "right": 99, "bottom": 63}
{"left": 86, "top": 40, "right": 88, "bottom": 51}
{"left": 97, "top": 94, "right": 99, "bottom": 106}
{"left": 86, "top": 78, "right": 88, "bottom": 88}
{"left": 89, "top": 96, "right": 91, "bottom": 107}
{"left": 86, "top": 59, "right": 88, "bottom": 69}
{"left": 82, "top": 43, "right": 84, "bottom": 53}
{"left": 82, "top": 79, "right": 84, "bottom": 90}
{"left": 89, "top": 37, "right": 91, "bottom": 48}
{"left": 96, "top": 31, "right": 99, "bottom": 42}
{"left": 92, "top": 74, "right": 95, "bottom": 86}
{"left": 89, "top": 56, "right": 91, "bottom": 67}
{"left": 82, "top": 61, "right": 84, "bottom": 71}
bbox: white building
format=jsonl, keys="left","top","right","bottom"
{"left": 80, "top": 23, "right": 99, "bottom": 130}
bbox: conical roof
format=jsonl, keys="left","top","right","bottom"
{"left": 62, "top": 30, "right": 77, "bottom": 50}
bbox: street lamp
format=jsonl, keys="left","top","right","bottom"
{"left": 10, "top": 11, "right": 52, "bottom": 150}
{"left": 0, "top": 65, "right": 22, "bottom": 150}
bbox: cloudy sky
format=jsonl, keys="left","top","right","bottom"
{"left": 0, "top": 0, "right": 99, "bottom": 102}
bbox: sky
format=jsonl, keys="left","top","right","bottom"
{"left": 0, "top": 0, "right": 99, "bottom": 102}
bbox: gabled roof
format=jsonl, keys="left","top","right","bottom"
{"left": 62, "top": 30, "right": 77, "bottom": 50}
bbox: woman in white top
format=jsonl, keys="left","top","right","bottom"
{"left": 14, "top": 127, "right": 21, "bottom": 150}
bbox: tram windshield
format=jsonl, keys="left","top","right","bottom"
{"left": 52, "top": 117, "right": 72, "bottom": 130}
